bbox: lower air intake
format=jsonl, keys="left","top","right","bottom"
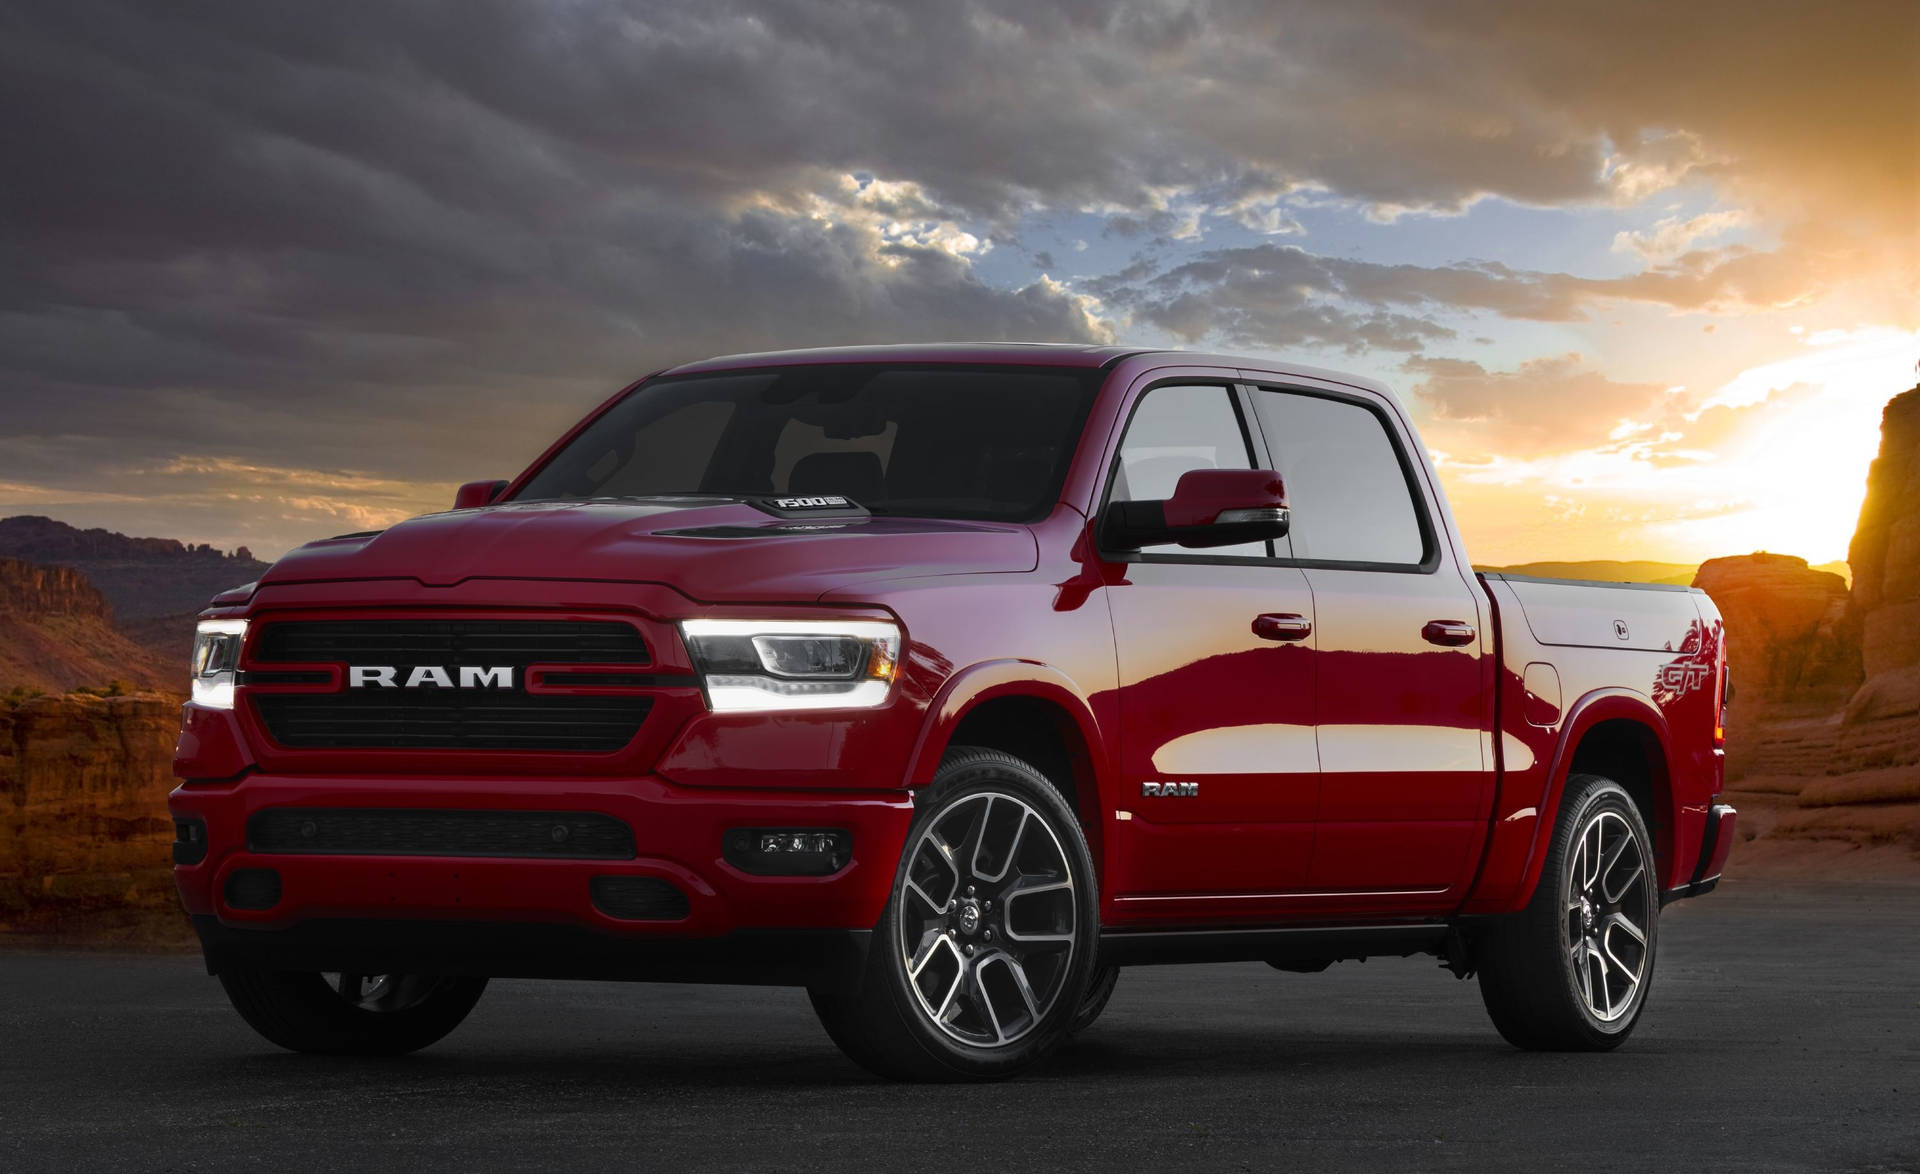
{"left": 248, "top": 809, "right": 637, "bottom": 859}
{"left": 590, "top": 876, "right": 691, "bottom": 921}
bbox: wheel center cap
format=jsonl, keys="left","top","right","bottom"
{"left": 1579, "top": 896, "right": 1596, "bottom": 935}
{"left": 957, "top": 902, "right": 982, "bottom": 935}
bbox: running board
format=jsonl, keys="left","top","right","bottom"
{"left": 1097, "top": 923, "right": 1450, "bottom": 968}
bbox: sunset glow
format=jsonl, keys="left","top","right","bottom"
{"left": 0, "top": 3, "right": 1912, "bottom": 567}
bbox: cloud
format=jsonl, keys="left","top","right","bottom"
{"left": 1406, "top": 354, "right": 1672, "bottom": 457}
{"left": 0, "top": 0, "right": 1912, "bottom": 557}
{"left": 1611, "top": 210, "right": 1749, "bottom": 264}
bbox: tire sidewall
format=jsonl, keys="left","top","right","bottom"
{"left": 872, "top": 751, "right": 1100, "bottom": 1078}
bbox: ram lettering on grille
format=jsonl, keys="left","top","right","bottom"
{"left": 348, "top": 665, "right": 515, "bottom": 688}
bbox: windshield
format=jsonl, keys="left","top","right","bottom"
{"left": 511, "top": 364, "right": 1102, "bottom": 522}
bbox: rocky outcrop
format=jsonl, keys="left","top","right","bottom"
{"left": 1712, "top": 386, "right": 1920, "bottom": 871}
{"left": 0, "top": 515, "right": 266, "bottom": 622}
{"left": 0, "top": 557, "right": 175, "bottom": 692}
{"left": 0, "top": 691, "right": 190, "bottom": 944}
{"left": 1836, "top": 386, "right": 1920, "bottom": 774}
{"left": 1694, "top": 553, "right": 1860, "bottom": 737}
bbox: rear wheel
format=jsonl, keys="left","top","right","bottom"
{"left": 811, "top": 747, "right": 1100, "bottom": 1080}
{"left": 218, "top": 967, "right": 488, "bottom": 1055}
{"left": 1475, "top": 774, "right": 1658, "bottom": 1050}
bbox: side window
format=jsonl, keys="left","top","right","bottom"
{"left": 1251, "top": 389, "right": 1427, "bottom": 566}
{"left": 1109, "top": 384, "right": 1268, "bottom": 559}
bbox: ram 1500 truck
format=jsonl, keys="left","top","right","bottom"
{"left": 170, "top": 344, "right": 1736, "bottom": 1079}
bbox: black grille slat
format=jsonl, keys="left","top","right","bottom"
{"left": 250, "top": 619, "right": 654, "bottom": 752}
{"left": 249, "top": 809, "right": 637, "bottom": 859}
{"left": 255, "top": 693, "right": 651, "bottom": 751}
{"left": 256, "top": 620, "right": 649, "bottom": 665}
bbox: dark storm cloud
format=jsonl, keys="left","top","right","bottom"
{"left": 0, "top": 0, "right": 1910, "bottom": 554}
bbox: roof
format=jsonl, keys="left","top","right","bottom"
{"left": 662, "top": 342, "right": 1148, "bottom": 375}
{"left": 656, "top": 342, "right": 1402, "bottom": 406}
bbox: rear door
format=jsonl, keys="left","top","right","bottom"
{"left": 1102, "top": 381, "right": 1321, "bottom": 909}
{"left": 1245, "top": 381, "right": 1495, "bottom": 903}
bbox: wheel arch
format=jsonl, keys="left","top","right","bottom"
{"left": 904, "top": 661, "right": 1111, "bottom": 870}
{"left": 1517, "top": 689, "right": 1677, "bottom": 906}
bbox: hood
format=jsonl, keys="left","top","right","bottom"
{"left": 258, "top": 499, "right": 1038, "bottom": 602}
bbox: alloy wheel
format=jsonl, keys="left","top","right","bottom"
{"left": 1562, "top": 809, "right": 1652, "bottom": 1023}
{"left": 896, "top": 791, "right": 1079, "bottom": 1047}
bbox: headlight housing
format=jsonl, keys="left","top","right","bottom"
{"left": 189, "top": 618, "right": 247, "bottom": 709}
{"left": 681, "top": 619, "right": 901, "bottom": 712}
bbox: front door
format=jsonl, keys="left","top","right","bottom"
{"left": 1102, "top": 382, "right": 1321, "bottom": 910}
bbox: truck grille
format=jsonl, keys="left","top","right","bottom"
{"left": 255, "top": 619, "right": 649, "bottom": 665}
{"left": 250, "top": 618, "right": 655, "bottom": 752}
{"left": 248, "top": 809, "right": 637, "bottom": 859}
{"left": 254, "top": 692, "right": 652, "bottom": 751}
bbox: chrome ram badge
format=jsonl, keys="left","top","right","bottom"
{"left": 348, "top": 666, "right": 515, "bottom": 688}
{"left": 1142, "top": 780, "right": 1199, "bottom": 797}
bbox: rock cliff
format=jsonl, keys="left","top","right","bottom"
{"left": 1706, "top": 385, "right": 1920, "bottom": 871}
{"left": 1692, "top": 553, "right": 1859, "bottom": 781}
{"left": 0, "top": 515, "right": 267, "bottom": 622}
{"left": 0, "top": 558, "right": 174, "bottom": 692}
{"left": 1837, "top": 385, "right": 1920, "bottom": 774}
{"left": 0, "top": 691, "right": 190, "bottom": 944}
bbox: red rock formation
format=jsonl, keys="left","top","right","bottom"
{"left": 1694, "top": 553, "right": 1860, "bottom": 706}
{"left": 0, "top": 515, "right": 267, "bottom": 622}
{"left": 1838, "top": 385, "right": 1920, "bottom": 774}
{"left": 0, "top": 691, "right": 190, "bottom": 944}
{"left": 0, "top": 557, "right": 174, "bottom": 692}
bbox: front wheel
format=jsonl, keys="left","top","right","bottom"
{"left": 218, "top": 967, "right": 488, "bottom": 1055}
{"left": 811, "top": 747, "right": 1101, "bottom": 1080}
{"left": 1475, "top": 774, "right": 1658, "bottom": 1050}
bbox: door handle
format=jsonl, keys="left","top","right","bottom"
{"left": 1253, "top": 613, "right": 1313, "bottom": 642}
{"left": 1422, "top": 619, "right": 1477, "bottom": 647}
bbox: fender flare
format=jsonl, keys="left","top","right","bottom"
{"left": 1510, "top": 687, "right": 1674, "bottom": 907}
{"left": 902, "top": 659, "right": 1111, "bottom": 799}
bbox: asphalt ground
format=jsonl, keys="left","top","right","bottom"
{"left": 2, "top": 878, "right": 1915, "bottom": 1173}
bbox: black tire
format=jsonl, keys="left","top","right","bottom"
{"left": 1069, "top": 965, "right": 1121, "bottom": 1035}
{"left": 1475, "top": 774, "right": 1659, "bottom": 1051}
{"left": 810, "top": 746, "right": 1101, "bottom": 1081}
{"left": 217, "top": 968, "right": 488, "bottom": 1056}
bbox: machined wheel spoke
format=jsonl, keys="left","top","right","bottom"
{"left": 1606, "top": 910, "right": 1646, "bottom": 945}
{"left": 904, "top": 878, "right": 946, "bottom": 916}
{"left": 1603, "top": 857, "right": 1645, "bottom": 904}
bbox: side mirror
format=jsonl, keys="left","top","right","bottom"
{"left": 453, "top": 479, "right": 509, "bottom": 510}
{"left": 1104, "top": 468, "right": 1290, "bottom": 551}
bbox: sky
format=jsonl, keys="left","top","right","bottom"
{"left": 1, "top": 0, "right": 1915, "bottom": 565}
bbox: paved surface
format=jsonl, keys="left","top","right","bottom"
{"left": 2, "top": 880, "right": 1916, "bottom": 1173}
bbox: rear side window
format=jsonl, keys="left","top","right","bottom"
{"left": 1109, "top": 384, "right": 1268, "bottom": 559}
{"left": 1251, "top": 390, "right": 1427, "bottom": 566}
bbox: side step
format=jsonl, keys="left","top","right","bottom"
{"left": 1097, "top": 923, "right": 1450, "bottom": 968}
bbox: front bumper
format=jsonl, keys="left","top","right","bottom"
{"left": 169, "top": 771, "right": 913, "bottom": 982}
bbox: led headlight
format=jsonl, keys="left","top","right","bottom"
{"left": 681, "top": 619, "right": 900, "bottom": 712}
{"left": 189, "top": 618, "right": 247, "bottom": 709}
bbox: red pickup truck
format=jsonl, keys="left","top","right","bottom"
{"left": 169, "top": 344, "right": 1736, "bottom": 1080}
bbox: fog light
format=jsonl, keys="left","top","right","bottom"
{"left": 724, "top": 828, "right": 852, "bottom": 876}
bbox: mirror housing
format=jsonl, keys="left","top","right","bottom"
{"left": 453, "top": 479, "right": 509, "bottom": 510}
{"left": 1104, "top": 468, "right": 1290, "bottom": 551}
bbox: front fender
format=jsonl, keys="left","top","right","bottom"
{"left": 902, "top": 660, "right": 1112, "bottom": 797}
